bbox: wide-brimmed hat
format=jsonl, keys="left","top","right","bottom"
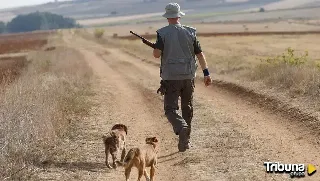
{"left": 162, "top": 3, "right": 185, "bottom": 18}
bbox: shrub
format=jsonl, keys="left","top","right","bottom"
{"left": 94, "top": 28, "right": 105, "bottom": 39}
{"left": 262, "top": 47, "right": 308, "bottom": 66}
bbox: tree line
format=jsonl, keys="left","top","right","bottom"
{"left": 0, "top": 11, "right": 81, "bottom": 34}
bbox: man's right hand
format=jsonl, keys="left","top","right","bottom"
{"left": 204, "top": 76, "right": 212, "bottom": 87}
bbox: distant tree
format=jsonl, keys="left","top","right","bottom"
{"left": 0, "top": 21, "right": 6, "bottom": 34}
{"left": 259, "top": 7, "right": 265, "bottom": 12}
{"left": 6, "top": 11, "right": 81, "bottom": 33}
{"left": 110, "top": 11, "right": 117, "bottom": 15}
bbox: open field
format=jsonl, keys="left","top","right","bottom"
{"left": 251, "top": 0, "right": 320, "bottom": 11}
{"left": 0, "top": 31, "right": 54, "bottom": 54}
{"left": 210, "top": 7, "right": 320, "bottom": 23}
{"left": 0, "top": 31, "right": 53, "bottom": 85}
{"left": 75, "top": 6, "right": 320, "bottom": 27}
{"left": 92, "top": 21, "right": 320, "bottom": 38}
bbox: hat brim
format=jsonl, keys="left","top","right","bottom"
{"left": 162, "top": 11, "right": 185, "bottom": 18}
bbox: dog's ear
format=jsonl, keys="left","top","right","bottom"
{"left": 152, "top": 137, "right": 158, "bottom": 143}
{"left": 102, "top": 135, "right": 107, "bottom": 141}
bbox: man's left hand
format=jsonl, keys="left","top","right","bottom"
{"left": 157, "top": 80, "right": 166, "bottom": 95}
{"left": 204, "top": 76, "right": 212, "bottom": 87}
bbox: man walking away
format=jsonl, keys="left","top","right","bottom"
{"left": 153, "top": 2, "right": 212, "bottom": 152}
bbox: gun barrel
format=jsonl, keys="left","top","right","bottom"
{"left": 130, "top": 31, "right": 144, "bottom": 40}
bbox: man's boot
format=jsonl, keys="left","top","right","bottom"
{"left": 178, "top": 127, "right": 189, "bottom": 152}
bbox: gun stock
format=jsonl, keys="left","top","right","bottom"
{"left": 130, "top": 31, "right": 155, "bottom": 49}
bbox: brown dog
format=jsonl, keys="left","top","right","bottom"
{"left": 102, "top": 123, "right": 128, "bottom": 169}
{"left": 117, "top": 137, "right": 159, "bottom": 181}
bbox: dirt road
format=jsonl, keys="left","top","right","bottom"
{"left": 35, "top": 32, "right": 320, "bottom": 181}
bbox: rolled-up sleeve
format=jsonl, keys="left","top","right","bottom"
{"left": 194, "top": 36, "right": 203, "bottom": 54}
{"left": 154, "top": 32, "right": 164, "bottom": 51}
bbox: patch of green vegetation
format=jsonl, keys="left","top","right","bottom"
{"left": 261, "top": 47, "right": 308, "bottom": 66}
{"left": 94, "top": 28, "right": 105, "bottom": 38}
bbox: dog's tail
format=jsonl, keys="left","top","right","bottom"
{"left": 116, "top": 148, "right": 139, "bottom": 167}
{"left": 111, "top": 124, "right": 128, "bottom": 135}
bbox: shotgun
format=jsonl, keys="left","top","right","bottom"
{"left": 130, "top": 31, "right": 156, "bottom": 49}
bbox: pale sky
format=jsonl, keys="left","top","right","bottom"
{"left": 0, "top": 0, "right": 53, "bottom": 9}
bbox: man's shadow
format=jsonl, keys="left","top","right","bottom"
{"left": 158, "top": 151, "right": 179, "bottom": 164}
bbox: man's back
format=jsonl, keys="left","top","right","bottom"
{"left": 156, "top": 24, "right": 198, "bottom": 80}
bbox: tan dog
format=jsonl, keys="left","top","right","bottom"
{"left": 117, "top": 137, "right": 159, "bottom": 181}
{"left": 102, "top": 123, "right": 128, "bottom": 169}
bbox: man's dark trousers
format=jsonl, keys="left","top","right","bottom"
{"left": 163, "top": 79, "right": 195, "bottom": 136}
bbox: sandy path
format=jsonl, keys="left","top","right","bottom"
{"left": 35, "top": 32, "right": 320, "bottom": 181}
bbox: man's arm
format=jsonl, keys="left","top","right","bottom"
{"left": 196, "top": 52, "right": 209, "bottom": 72}
{"left": 194, "top": 37, "right": 210, "bottom": 76}
{"left": 194, "top": 36, "right": 212, "bottom": 86}
{"left": 153, "top": 32, "right": 163, "bottom": 58}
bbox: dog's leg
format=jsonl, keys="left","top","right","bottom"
{"left": 125, "top": 165, "right": 132, "bottom": 181}
{"left": 150, "top": 165, "right": 156, "bottom": 181}
{"left": 105, "top": 145, "right": 112, "bottom": 169}
{"left": 120, "top": 142, "right": 126, "bottom": 162}
{"left": 137, "top": 168, "right": 144, "bottom": 181}
{"left": 111, "top": 150, "right": 118, "bottom": 169}
{"left": 144, "top": 169, "right": 150, "bottom": 181}
{"left": 137, "top": 161, "right": 145, "bottom": 181}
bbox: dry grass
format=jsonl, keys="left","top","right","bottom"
{"left": 0, "top": 56, "right": 28, "bottom": 85}
{"left": 0, "top": 41, "right": 93, "bottom": 180}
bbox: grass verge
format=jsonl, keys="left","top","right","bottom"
{"left": 0, "top": 42, "right": 93, "bottom": 180}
